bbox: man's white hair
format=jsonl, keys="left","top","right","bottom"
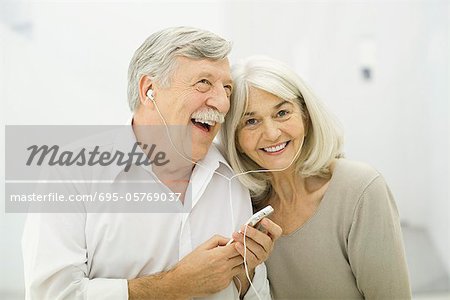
{"left": 127, "top": 26, "right": 232, "bottom": 112}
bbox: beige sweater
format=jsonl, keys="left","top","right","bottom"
{"left": 265, "top": 159, "right": 411, "bottom": 299}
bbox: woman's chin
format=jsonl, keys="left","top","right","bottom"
{"left": 260, "top": 160, "right": 294, "bottom": 171}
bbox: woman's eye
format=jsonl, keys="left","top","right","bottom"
{"left": 244, "top": 118, "right": 258, "bottom": 126}
{"left": 277, "top": 110, "right": 289, "bottom": 118}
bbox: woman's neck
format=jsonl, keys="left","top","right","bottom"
{"left": 269, "top": 168, "right": 332, "bottom": 206}
{"left": 269, "top": 170, "right": 306, "bottom": 205}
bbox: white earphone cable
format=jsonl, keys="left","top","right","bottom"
{"left": 149, "top": 96, "right": 303, "bottom": 299}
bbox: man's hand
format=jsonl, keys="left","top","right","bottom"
{"left": 232, "top": 218, "right": 282, "bottom": 270}
{"left": 170, "top": 234, "right": 244, "bottom": 298}
{"left": 129, "top": 235, "right": 243, "bottom": 299}
{"left": 231, "top": 218, "right": 282, "bottom": 297}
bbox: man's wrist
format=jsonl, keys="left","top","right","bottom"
{"left": 241, "top": 267, "right": 255, "bottom": 282}
{"left": 164, "top": 266, "right": 193, "bottom": 299}
{"left": 127, "top": 268, "right": 191, "bottom": 300}
{"left": 235, "top": 267, "right": 255, "bottom": 297}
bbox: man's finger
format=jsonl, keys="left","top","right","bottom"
{"left": 238, "top": 225, "right": 272, "bottom": 252}
{"left": 201, "top": 234, "right": 230, "bottom": 250}
{"left": 259, "top": 218, "right": 282, "bottom": 240}
{"left": 232, "top": 264, "right": 246, "bottom": 277}
{"left": 234, "top": 242, "right": 258, "bottom": 265}
{"left": 228, "top": 255, "right": 244, "bottom": 268}
{"left": 233, "top": 232, "right": 266, "bottom": 260}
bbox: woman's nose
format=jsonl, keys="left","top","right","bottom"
{"left": 262, "top": 120, "right": 281, "bottom": 141}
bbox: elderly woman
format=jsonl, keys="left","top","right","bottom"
{"left": 221, "top": 56, "right": 411, "bottom": 299}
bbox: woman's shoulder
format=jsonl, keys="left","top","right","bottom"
{"left": 329, "top": 159, "right": 383, "bottom": 197}
{"left": 333, "top": 159, "right": 380, "bottom": 181}
{"left": 324, "top": 159, "right": 393, "bottom": 225}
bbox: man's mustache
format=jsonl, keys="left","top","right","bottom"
{"left": 191, "top": 108, "right": 226, "bottom": 124}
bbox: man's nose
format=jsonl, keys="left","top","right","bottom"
{"left": 205, "top": 86, "right": 230, "bottom": 114}
{"left": 262, "top": 120, "right": 281, "bottom": 141}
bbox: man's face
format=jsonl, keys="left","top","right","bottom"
{"left": 154, "top": 56, "right": 232, "bottom": 162}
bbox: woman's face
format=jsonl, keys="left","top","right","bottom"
{"left": 237, "top": 87, "right": 306, "bottom": 171}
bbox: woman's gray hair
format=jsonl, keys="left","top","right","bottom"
{"left": 220, "top": 56, "right": 344, "bottom": 205}
{"left": 127, "top": 26, "right": 232, "bottom": 111}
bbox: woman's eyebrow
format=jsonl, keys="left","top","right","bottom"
{"left": 244, "top": 100, "right": 292, "bottom": 116}
{"left": 274, "top": 100, "right": 291, "bottom": 109}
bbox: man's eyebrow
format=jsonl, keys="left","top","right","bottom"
{"left": 195, "top": 72, "right": 233, "bottom": 85}
{"left": 196, "top": 72, "right": 214, "bottom": 79}
{"left": 244, "top": 100, "right": 292, "bottom": 116}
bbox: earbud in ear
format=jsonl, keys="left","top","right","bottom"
{"left": 146, "top": 89, "right": 154, "bottom": 101}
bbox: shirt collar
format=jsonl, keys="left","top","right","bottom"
{"left": 197, "top": 142, "right": 233, "bottom": 177}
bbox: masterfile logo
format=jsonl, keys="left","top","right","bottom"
{"left": 4, "top": 125, "right": 193, "bottom": 213}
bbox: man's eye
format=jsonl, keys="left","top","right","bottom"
{"left": 199, "top": 79, "right": 211, "bottom": 85}
{"left": 196, "top": 79, "right": 211, "bottom": 92}
{"left": 245, "top": 118, "right": 258, "bottom": 126}
{"left": 224, "top": 85, "right": 233, "bottom": 97}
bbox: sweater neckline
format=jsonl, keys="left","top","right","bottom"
{"left": 278, "top": 159, "right": 343, "bottom": 238}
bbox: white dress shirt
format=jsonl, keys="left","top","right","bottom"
{"left": 22, "top": 125, "right": 270, "bottom": 300}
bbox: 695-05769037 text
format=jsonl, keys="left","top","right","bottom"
{"left": 9, "top": 192, "right": 182, "bottom": 203}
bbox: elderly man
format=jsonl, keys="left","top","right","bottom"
{"left": 22, "top": 27, "right": 281, "bottom": 299}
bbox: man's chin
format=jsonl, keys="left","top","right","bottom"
{"left": 191, "top": 143, "right": 213, "bottom": 162}
{"left": 190, "top": 128, "right": 218, "bottom": 161}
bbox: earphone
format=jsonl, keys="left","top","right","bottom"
{"left": 146, "top": 89, "right": 155, "bottom": 101}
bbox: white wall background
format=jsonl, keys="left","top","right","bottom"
{"left": 1, "top": 0, "right": 449, "bottom": 296}
{"left": 225, "top": 0, "right": 450, "bottom": 273}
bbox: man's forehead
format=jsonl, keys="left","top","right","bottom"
{"left": 174, "top": 56, "right": 232, "bottom": 82}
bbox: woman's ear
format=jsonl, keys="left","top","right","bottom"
{"left": 302, "top": 107, "right": 311, "bottom": 138}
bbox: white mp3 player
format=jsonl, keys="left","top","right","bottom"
{"left": 226, "top": 205, "right": 274, "bottom": 245}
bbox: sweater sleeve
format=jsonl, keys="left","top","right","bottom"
{"left": 347, "top": 175, "right": 412, "bottom": 299}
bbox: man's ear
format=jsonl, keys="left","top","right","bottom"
{"left": 138, "top": 75, "right": 155, "bottom": 107}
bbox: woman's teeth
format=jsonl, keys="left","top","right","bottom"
{"left": 263, "top": 142, "right": 288, "bottom": 153}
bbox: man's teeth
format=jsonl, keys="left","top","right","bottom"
{"left": 263, "top": 142, "right": 287, "bottom": 153}
{"left": 194, "top": 119, "right": 216, "bottom": 126}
